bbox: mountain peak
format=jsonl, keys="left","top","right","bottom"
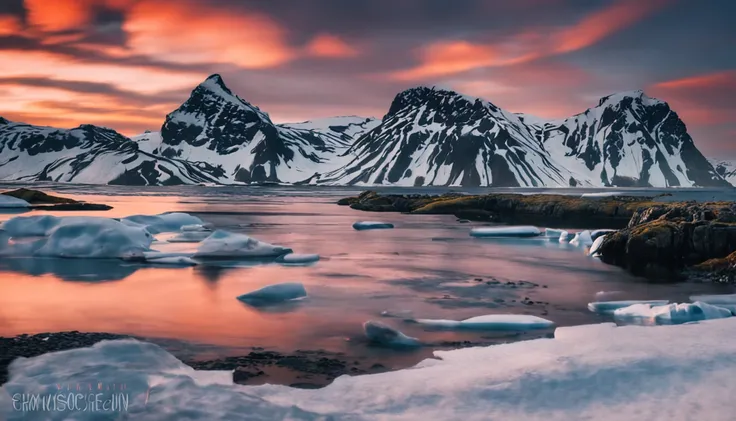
{"left": 198, "top": 73, "right": 234, "bottom": 97}
{"left": 0, "top": 116, "right": 8, "bottom": 125}
{"left": 597, "top": 89, "right": 663, "bottom": 107}
{"left": 387, "top": 85, "right": 501, "bottom": 119}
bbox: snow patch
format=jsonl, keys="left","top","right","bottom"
{"left": 613, "top": 302, "right": 733, "bottom": 325}
{"left": 470, "top": 226, "right": 541, "bottom": 238}
{"left": 412, "top": 314, "right": 554, "bottom": 331}
{"left": 588, "top": 300, "right": 670, "bottom": 314}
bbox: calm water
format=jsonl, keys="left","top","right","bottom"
{"left": 0, "top": 183, "right": 734, "bottom": 367}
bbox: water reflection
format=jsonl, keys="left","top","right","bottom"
{"left": 0, "top": 257, "right": 139, "bottom": 282}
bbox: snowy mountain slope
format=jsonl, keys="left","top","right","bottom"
{"left": 155, "top": 74, "right": 354, "bottom": 184}
{"left": 532, "top": 91, "right": 729, "bottom": 187}
{"left": 281, "top": 116, "right": 380, "bottom": 145}
{"left": 0, "top": 120, "right": 224, "bottom": 185}
{"left": 709, "top": 159, "right": 736, "bottom": 186}
{"left": 319, "top": 87, "right": 585, "bottom": 187}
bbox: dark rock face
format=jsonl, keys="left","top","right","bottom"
{"left": 2, "top": 188, "right": 112, "bottom": 210}
{"left": 597, "top": 202, "right": 736, "bottom": 281}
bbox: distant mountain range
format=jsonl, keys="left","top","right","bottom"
{"left": 0, "top": 74, "right": 730, "bottom": 188}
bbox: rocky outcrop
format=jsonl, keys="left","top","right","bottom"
{"left": 339, "top": 191, "right": 659, "bottom": 229}
{"left": 1, "top": 188, "right": 112, "bottom": 210}
{"left": 596, "top": 202, "right": 736, "bottom": 282}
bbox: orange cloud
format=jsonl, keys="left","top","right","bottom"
{"left": 123, "top": 0, "right": 295, "bottom": 69}
{"left": 24, "top": 0, "right": 94, "bottom": 32}
{"left": 389, "top": 0, "right": 670, "bottom": 81}
{"left": 305, "top": 34, "right": 359, "bottom": 58}
{"left": 0, "top": 14, "right": 22, "bottom": 36}
{"left": 653, "top": 71, "right": 736, "bottom": 90}
{"left": 554, "top": 0, "right": 671, "bottom": 53}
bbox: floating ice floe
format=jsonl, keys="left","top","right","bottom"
{"left": 167, "top": 231, "right": 213, "bottom": 243}
{"left": 613, "top": 301, "right": 733, "bottom": 325}
{"left": 363, "top": 320, "right": 421, "bottom": 348}
{"left": 1, "top": 215, "right": 74, "bottom": 237}
{"left": 569, "top": 230, "right": 593, "bottom": 247}
{"left": 588, "top": 234, "right": 606, "bottom": 256}
{"left": 144, "top": 256, "right": 198, "bottom": 266}
{"left": 0, "top": 195, "right": 30, "bottom": 208}
{"left": 193, "top": 230, "right": 291, "bottom": 259}
{"left": 588, "top": 300, "right": 670, "bottom": 314}
{"left": 689, "top": 294, "right": 736, "bottom": 314}
{"left": 558, "top": 230, "right": 573, "bottom": 243}
{"left": 236, "top": 282, "right": 307, "bottom": 305}
{"left": 544, "top": 228, "right": 565, "bottom": 237}
{"left": 180, "top": 223, "right": 214, "bottom": 232}
{"left": 26, "top": 217, "right": 153, "bottom": 259}
{"left": 121, "top": 213, "right": 204, "bottom": 234}
{"left": 3, "top": 319, "right": 736, "bottom": 420}
{"left": 411, "top": 314, "right": 554, "bottom": 331}
{"left": 470, "top": 226, "right": 541, "bottom": 238}
{"left": 353, "top": 221, "right": 394, "bottom": 230}
{"left": 581, "top": 192, "right": 624, "bottom": 198}
{"left": 276, "top": 253, "right": 320, "bottom": 265}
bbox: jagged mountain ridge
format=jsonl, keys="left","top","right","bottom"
{"left": 528, "top": 90, "right": 729, "bottom": 188}
{"left": 319, "top": 87, "right": 581, "bottom": 187}
{"left": 710, "top": 159, "right": 736, "bottom": 186}
{"left": 0, "top": 74, "right": 730, "bottom": 187}
{"left": 0, "top": 121, "right": 224, "bottom": 185}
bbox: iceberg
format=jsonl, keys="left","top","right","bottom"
{"left": 613, "top": 301, "right": 733, "bottom": 325}
{"left": 181, "top": 223, "right": 214, "bottom": 232}
{"left": 236, "top": 282, "right": 307, "bottom": 305}
{"left": 31, "top": 218, "right": 153, "bottom": 259}
{"left": 0, "top": 195, "right": 30, "bottom": 208}
{"left": 121, "top": 213, "right": 204, "bottom": 234}
{"left": 544, "top": 228, "right": 565, "bottom": 237}
{"left": 569, "top": 230, "right": 593, "bottom": 247}
{"left": 276, "top": 253, "right": 320, "bottom": 265}
{"left": 412, "top": 314, "right": 554, "bottom": 331}
{"left": 588, "top": 300, "right": 670, "bottom": 314}
{"left": 4, "top": 319, "right": 736, "bottom": 420}
{"left": 363, "top": 320, "right": 421, "bottom": 348}
{"left": 558, "top": 230, "right": 573, "bottom": 243}
{"left": 144, "top": 255, "right": 198, "bottom": 266}
{"left": 193, "top": 230, "right": 291, "bottom": 259}
{"left": 352, "top": 221, "right": 394, "bottom": 230}
{"left": 470, "top": 226, "right": 541, "bottom": 238}
{"left": 1, "top": 215, "right": 65, "bottom": 237}
{"left": 689, "top": 294, "right": 736, "bottom": 314}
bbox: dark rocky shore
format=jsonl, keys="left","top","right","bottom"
{"left": 1, "top": 188, "right": 112, "bottom": 210}
{"left": 340, "top": 191, "right": 736, "bottom": 283}
{"left": 0, "top": 332, "right": 400, "bottom": 389}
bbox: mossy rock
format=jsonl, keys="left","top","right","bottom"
{"left": 2, "top": 188, "right": 76, "bottom": 204}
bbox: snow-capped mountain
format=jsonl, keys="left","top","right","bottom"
{"left": 0, "top": 120, "right": 224, "bottom": 185}
{"left": 151, "top": 74, "right": 355, "bottom": 184}
{"left": 530, "top": 91, "right": 729, "bottom": 187}
{"left": 320, "top": 87, "right": 584, "bottom": 187}
{"left": 709, "top": 159, "right": 736, "bottom": 186}
{"left": 281, "top": 116, "right": 380, "bottom": 144}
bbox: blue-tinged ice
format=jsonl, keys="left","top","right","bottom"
{"left": 168, "top": 231, "right": 212, "bottom": 243}
{"left": 588, "top": 300, "right": 670, "bottom": 314}
{"left": 544, "top": 228, "right": 565, "bottom": 237}
{"left": 613, "top": 301, "right": 733, "bottom": 325}
{"left": 411, "top": 314, "right": 554, "bottom": 331}
{"left": 470, "top": 226, "right": 541, "bottom": 238}
{"left": 569, "top": 230, "right": 593, "bottom": 247}
{"left": 277, "top": 253, "right": 320, "bottom": 265}
{"left": 236, "top": 282, "right": 307, "bottom": 305}
{"left": 363, "top": 320, "right": 421, "bottom": 348}
{"left": 121, "top": 213, "right": 204, "bottom": 234}
{"left": 0, "top": 195, "right": 30, "bottom": 208}
{"left": 353, "top": 221, "right": 394, "bottom": 230}
{"left": 193, "top": 230, "right": 291, "bottom": 258}
{"left": 145, "top": 256, "right": 198, "bottom": 266}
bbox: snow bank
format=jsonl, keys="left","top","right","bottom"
{"left": 4, "top": 319, "right": 736, "bottom": 420}
{"left": 363, "top": 320, "right": 421, "bottom": 348}
{"left": 121, "top": 213, "right": 204, "bottom": 234}
{"left": 614, "top": 301, "right": 732, "bottom": 325}
{"left": 470, "top": 226, "right": 541, "bottom": 238}
{"left": 588, "top": 300, "right": 670, "bottom": 314}
{"left": 412, "top": 314, "right": 554, "bottom": 331}
{"left": 236, "top": 282, "right": 307, "bottom": 305}
{"left": 276, "top": 253, "right": 320, "bottom": 264}
{"left": 0, "top": 195, "right": 30, "bottom": 208}
{"left": 352, "top": 221, "right": 394, "bottom": 230}
{"left": 193, "top": 230, "right": 291, "bottom": 258}
{"left": 569, "top": 230, "right": 593, "bottom": 247}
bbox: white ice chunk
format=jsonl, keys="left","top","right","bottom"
{"left": 412, "top": 314, "right": 554, "bottom": 331}
{"left": 589, "top": 234, "right": 606, "bottom": 256}
{"left": 33, "top": 218, "right": 153, "bottom": 259}
{"left": 181, "top": 223, "right": 214, "bottom": 232}
{"left": 353, "top": 221, "right": 394, "bottom": 230}
{"left": 193, "top": 230, "right": 291, "bottom": 259}
{"left": 236, "top": 282, "right": 307, "bottom": 305}
{"left": 0, "top": 195, "right": 30, "bottom": 208}
{"left": 558, "top": 230, "right": 572, "bottom": 243}
{"left": 276, "top": 253, "right": 320, "bottom": 264}
{"left": 168, "top": 231, "right": 212, "bottom": 243}
{"left": 544, "top": 228, "right": 565, "bottom": 237}
{"left": 121, "top": 213, "right": 204, "bottom": 234}
{"left": 569, "top": 230, "right": 593, "bottom": 247}
{"left": 588, "top": 300, "right": 670, "bottom": 314}
{"left": 470, "top": 226, "right": 541, "bottom": 238}
{"left": 145, "top": 256, "right": 198, "bottom": 266}
{"left": 363, "top": 320, "right": 421, "bottom": 348}
{"left": 581, "top": 192, "right": 624, "bottom": 198}
{"left": 614, "top": 301, "right": 733, "bottom": 325}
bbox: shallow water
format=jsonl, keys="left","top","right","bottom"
{"left": 0, "top": 184, "right": 734, "bottom": 369}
